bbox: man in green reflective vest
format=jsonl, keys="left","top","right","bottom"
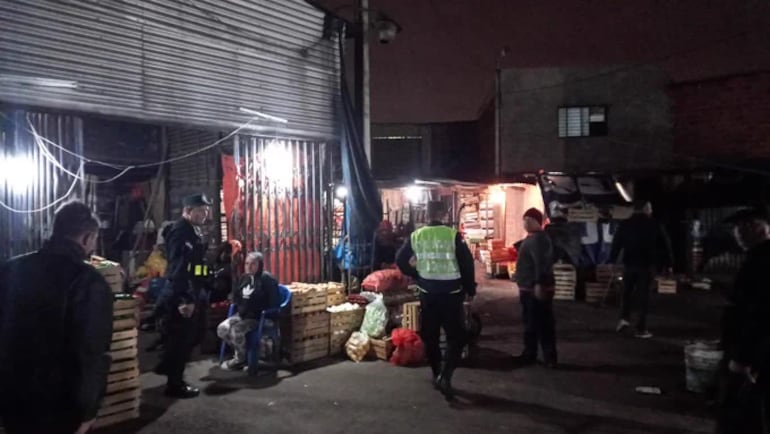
{"left": 397, "top": 201, "right": 476, "bottom": 400}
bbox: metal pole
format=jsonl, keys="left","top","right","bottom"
{"left": 360, "top": 0, "right": 371, "bottom": 167}
{"left": 495, "top": 62, "right": 502, "bottom": 180}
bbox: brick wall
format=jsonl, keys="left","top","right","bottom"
{"left": 671, "top": 72, "right": 770, "bottom": 164}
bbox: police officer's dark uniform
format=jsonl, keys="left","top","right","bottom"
{"left": 155, "top": 194, "right": 211, "bottom": 398}
{"left": 396, "top": 201, "right": 476, "bottom": 400}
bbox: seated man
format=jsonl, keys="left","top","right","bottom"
{"left": 218, "top": 252, "right": 280, "bottom": 370}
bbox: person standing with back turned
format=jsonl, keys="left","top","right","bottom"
{"left": 155, "top": 193, "right": 212, "bottom": 398}
{"left": 397, "top": 201, "right": 476, "bottom": 400}
{"left": 610, "top": 201, "right": 673, "bottom": 339}
{"left": 0, "top": 201, "right": 113, "bottom": 434}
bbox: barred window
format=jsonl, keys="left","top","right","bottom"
{"left": 558, "top": 106, "right": 608, "bottom": 138}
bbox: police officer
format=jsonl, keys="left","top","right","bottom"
{"left": 396, "top": 201, "right": 476, "bottom": 400}
{"left": 155, "top": 193, "right": 212, "bottom": 398}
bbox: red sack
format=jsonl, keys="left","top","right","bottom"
{"left": 362, "top": 269, "right": 411, "bottom": 293}
{"left": 389, "top": 328, "right": 425, "bottom": 366}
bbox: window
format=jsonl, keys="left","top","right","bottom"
{"left": 558, "top": 106, "right": 607, "bottom": 138}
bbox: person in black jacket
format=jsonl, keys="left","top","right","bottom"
{"left": 217, "top": 251, "right": 280, "bottom": 371}
{"left": 154, "top": 193, "right": 211, "bottom": 399}
{"left": 717, "top": 208, "right": 770, "bottom": 434}
{"left": 609, "top": 201, "right": 673, "bottom": 339}
{"left": 396, "top": 201, "right": 476, "bottom": 400}
{"left": 513, "top": 208, "right": 558, "bottom": 368}
{"left": 0, "top": 201, "right": 113, "bottom": 434}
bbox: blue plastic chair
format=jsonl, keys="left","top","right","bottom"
{"left": 219, "top": 284, "right": 292, "bottom": 375}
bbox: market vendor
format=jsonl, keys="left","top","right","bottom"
{"left": 371, "top": 220, "right": 397, "bottom": 271}
{"left": 218, "top": 251, "right": 280, "bottom": 371}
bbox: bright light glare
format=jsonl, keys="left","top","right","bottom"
{"left": 263, "top": 141, "right": 293, "bottom": 190}
{"left": 615, "top": 181, "right": 633, "bottom": 203}
{"left": 335, "top": 185, "right": 348, "bottom": 199}
{"left": 489, "top": 187, "right": 506, "bottom": 205}
{"left": 0, "top": 156, "right": 37, "bottom": 193}
{"left": 405, "top": 186, "right": 423, "bottom": 203}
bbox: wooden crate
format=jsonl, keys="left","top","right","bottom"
{"left": 568, "top": 207, "right": 599, "bottom": 223}
{"left": 402, "top": 301, "right": 421, "bottom": 332}
{"left": 553, "top": 264, "right": 576, "bottom": 301}
{"left": 585, "top": 282, "right": 607, "bottom": 304}
{"left": 91, "top": 256, "right": 124, "bottom": 294}
{"left": 367, "top": 337, "right": 394, "bottom": 361}
{"left": 96, "top": 297, "right": 140, "bottom": 429}
{"left": 596, "top": 264, "right": 622, "bottom": 283}
{"left": 291, "top": 311, "right": 330, "bottom": 341}
{"left": 290, "top": 289, "right": 328, "bottom": 315}
{"left": 657, "top": 278, "right": 677, "bottom": 294}
{"left": 290, "top": 335, "right": 329, "bottom": 363}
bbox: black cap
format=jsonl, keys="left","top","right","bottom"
{"left": 724, "top": 207, "right": 770, "bottom": 224}
{"left": 182, "top": 193, "right": 212, "bottom": 207}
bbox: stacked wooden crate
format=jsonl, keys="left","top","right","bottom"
{"left": 91, "top": 256, "right": 124, "bottom": 293}
{"left": 328, "top": 308, "right": 365, "bottom": 356}
{"left": 657, "top": 278, "right": 678, "bottom": 294}
{"left": 585, "top": 282, "right": 606, "bottom": 304}
{"left": 94, "top": 296, "right": 140, "bottom": 429}
{"left": 595, "top": 264, "right": 622, "bottom": 303}
{"left": 326, "top": 282, "right": 347, "bottom": 307}
{"left": 481, "top": 239, "right": 513, "bottom": 277}
{"left": 367, "top": 337, "right": 394, "bottom": 360}
{"left": 402, "top": 301, "right": 421, "bottom": 332}
{"left": 287, "top": 283, "right": 330, "bottom": 363}
{"left": 553, "top": 264, "right": 577, "bottom": 301}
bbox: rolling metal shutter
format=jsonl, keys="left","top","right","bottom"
{"left": 0, "top": 0, "right": 340, "bottom": 140}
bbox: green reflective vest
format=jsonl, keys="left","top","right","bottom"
{"left": 411, "top": 225, "right": 461, "bottom": 281}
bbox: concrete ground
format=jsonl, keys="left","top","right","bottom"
{"left": 99, "top": 275, "right": 724, "bottom": 434}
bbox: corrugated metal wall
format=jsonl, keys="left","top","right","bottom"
{"left": 233, "top": 137, "right": 331, "bottom": 283}
{"left": 0, "top": 0, "right": 340, "bottom": 140}
{"left": 0, "top": 110, "right": 85, "bottom": 259}
{"left": 166, "top": 127, "right": 222, "bottom": 247}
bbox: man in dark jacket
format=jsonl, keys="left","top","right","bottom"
{"left": 610, "top": 201, "right": 673, "bottom": 339}
{"left": 397, "top": 201, "right": 476, "bottom": 400}
{"left": 513, "top": 208, "right": 558, "bottom": 368}
{"left": 155, "top": 193, "right": 211, "bottom": 398}
{"left": 217, "top": 251, "right": 280, "bottom": 371}
{"left": 0, "top": 201, "right": 113, "bottom": 434}
{"left": 717, "top": 208, "right": 770, "bottom": 434}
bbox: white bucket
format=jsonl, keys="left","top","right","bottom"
{"left": 684, "top": 340, "right": 723, "bottom": 393}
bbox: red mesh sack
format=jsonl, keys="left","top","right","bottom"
{"left": 389, "top": 328, "right": 425, "bottom": 366}
{"left": 362, "top": 269, "right": 411, "bottom": 293}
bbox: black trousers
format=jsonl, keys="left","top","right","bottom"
{"left": 520, "top": 291, "right": 557, "bottom": 362}
{"left": 419, "top": 292, "right": 467, "bottom": 379}
{"left": 716, "top": 363, "right": 770, "bottom": 434}
{"left": 621, "top": 266, "right": 654, "bottom": 332}
{"left": 1, "top": 404, "right": 80, "bottom": 434}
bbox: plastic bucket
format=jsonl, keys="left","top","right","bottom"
{"left": 684, "top": 340, "right": 723, "bottom": 393}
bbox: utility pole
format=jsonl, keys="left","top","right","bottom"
{"left": 494, "top": 47, "right": 508, "bottom": 180}
{"left": 360, "top": 0, "right": 371, "bottom": 168}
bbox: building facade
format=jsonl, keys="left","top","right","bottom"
{"left": 498, "top": 66, "right": 673, "bottom": 175}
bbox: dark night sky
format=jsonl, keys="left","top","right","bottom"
{"left": 319, "top": 0, "right": 770, "bottom": 124}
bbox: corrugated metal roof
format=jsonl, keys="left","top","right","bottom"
{"left": 0, "top": 0, "right": 340, "bottom": 140}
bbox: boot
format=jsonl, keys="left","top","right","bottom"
{"left": 436, "top": 365, "right": 456, "bottom": 400}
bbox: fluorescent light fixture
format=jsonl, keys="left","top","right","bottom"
{"left": 239, "top": 107, "right": 288, "bottom": 124}
{"left": 615, "top": 180, "right": 633, "bottom": 203}
{"left": 0, "top": 74, "right": 78, "bottom": 88}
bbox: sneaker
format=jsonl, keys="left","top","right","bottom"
{"left": 635, "top": 330, "right": 653, "bottom": 339}
{"left": 220, "top": 358, "right": 246, "bottom": 371}
{"left": 616, "top": 320, "right": 630, "bottom": 333}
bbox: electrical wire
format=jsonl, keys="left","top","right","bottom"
{"left": 0, "top": 166, "right": 83, "bottom": 214}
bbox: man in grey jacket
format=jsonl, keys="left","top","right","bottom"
{"left": 513, "top": 208, "right": 557, "bottom": 368}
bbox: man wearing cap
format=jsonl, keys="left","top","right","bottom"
{"left": 717, "top": 207, "right": 770, "bottom": 434}
{"left": 513, "top": 208, "right": 558, "bottom": 368}
{"left": 396, "top": 201, "right": 476, "bottom": 400}
{"left": 155, "top": 193, "right": 212, "bottom": 398}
